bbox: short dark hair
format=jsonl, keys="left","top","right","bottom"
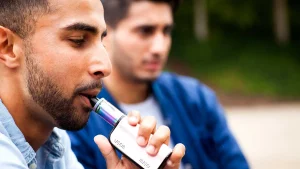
{"left": 101, "top": 0, "right": 180, "bottom": 28}
{"left": 0, "top": 0, "right": 50, "bottom": 39}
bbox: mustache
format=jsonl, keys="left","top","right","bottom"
{"left": 73, "top": 80, "right": 103, "bottom": 96}
{"left": 142, "top": 56, "right": 162, "bottom": 64}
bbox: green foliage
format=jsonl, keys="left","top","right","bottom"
{"left": 208, "top": 0, "right": 259, "bottom": 29}
{"left": 169, "top": 35, "right": 300, "bottom": 99}
{"left": 168, "top": 0, "right": 300, "bottom": 99}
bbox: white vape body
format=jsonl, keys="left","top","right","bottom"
{"left": 110, "top": 116, "right": 172, "bottom": 169}
{"left": 91, "top": 98, "right": 172, "bottom": 169}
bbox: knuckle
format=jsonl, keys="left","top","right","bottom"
{"left": 142, "top": 116, "right": 156, "bottom": 127}
{"left": 140, "top": 122, "right": 153, "bottom": 131}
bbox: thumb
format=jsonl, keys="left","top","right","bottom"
{"left": 94, "top": 135, "right": 119, "bottom": 168}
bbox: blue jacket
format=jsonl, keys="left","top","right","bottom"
{"left": 68, "top": 72, "right": 249, "bottom": 169}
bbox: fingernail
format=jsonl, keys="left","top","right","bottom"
{"left": 146, "top": 145, "right": 156, "bottom": 155}
{"left": 167, "top": 160, "right": 174, "bottom": 167}
{"left": 137, "top": 136, "right": 146, "bottom": 146}
{"left": 129, "top": 116, "right": 137, "bottom": 123}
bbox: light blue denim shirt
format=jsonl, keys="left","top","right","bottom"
{"left": 0, "top": 100, "right": 84, "bottom": 169}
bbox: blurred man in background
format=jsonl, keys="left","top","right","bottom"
{"left": 68, "top": 0, "right": 249, "bottom": 168}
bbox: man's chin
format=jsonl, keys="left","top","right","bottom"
{"left": 135, "top": 73, "right": 160, "bottom": 83}
{"left": 59, "top": 120, "right": 88, "bottom": 131}
{"left": 57, "top": 110, "right": 91, "bottom": 131}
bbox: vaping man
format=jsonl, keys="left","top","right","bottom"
{"left": 0, "top": 0, "right": 185, "bottom": 168}
{"left": 68, "top": 0, "right": 249, "bottom": 169}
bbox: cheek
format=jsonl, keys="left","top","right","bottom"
{"left": 51, "top": 58, "right": 86, "bottom": 82}
{"left": 41, "top": 53, "right": 76, "bottom": 77}
{"left": 33, "top": 38, "right": 85, "bottom": 73}
{"left": 117, "top": 31, "right": 149, "bottom": 54}
{"left": 166, "top": 38, "right": 172, "bottom": 50}
{"left": 31, "top": 32, "right": 83, "bottom": 70}
{"left": 164, "top": 40, "right": 171, "bottom": 59}
{"left": 33, "top": 51, "right": 85, "bottom": 93}
{"left": 114, "top": 40, "right": 137, "bottom": 64}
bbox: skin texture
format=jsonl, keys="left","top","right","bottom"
{"left": 0, "top": 0, "right": 185, "bottom": 168}
{"left": 104, "top": 1, "right": 173, "bottom": 104}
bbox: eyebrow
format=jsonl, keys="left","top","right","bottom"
{"left": 137, "top": 23, "right": 174, "bottom": 28}
{"left": 63, "top": 22, "right": 100, "bottom": 35}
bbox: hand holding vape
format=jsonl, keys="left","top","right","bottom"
{"left": 89, "top": 97, "right": 172, "bottom": 169}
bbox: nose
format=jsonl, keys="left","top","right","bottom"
{"left": 88, "top": 44, "right": 111, "bottom": 80}
{"left": 149, "top": 32, "right": 171, "bottom": 56}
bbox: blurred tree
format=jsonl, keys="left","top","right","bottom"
{"left": 170, "top": 0, "right": 300, "bottom": 99}
{"left": 194, "top": 0, "right": 209, "bottom": 40}
{"left": 208, "top": 0, "right": 258, "bottom": 30}
{"left": 273, "top": 0, "right": 290, "bottom": 44}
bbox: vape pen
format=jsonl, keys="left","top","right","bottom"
{"left": 90, "top": 97, "right": 172, "bottom": 169}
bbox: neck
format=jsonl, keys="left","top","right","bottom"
{"left": 0, "top": 78, "right": 53, "bottom": 151}
{"left": 103, "top": 71, "right": 152, "bottom": 104}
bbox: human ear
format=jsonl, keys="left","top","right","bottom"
{"left": 0, "top": 26, "right": 21, "bottom": 69}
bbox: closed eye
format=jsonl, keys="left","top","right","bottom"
{"left": 138, "top": 26, "right": 155, "bottom": 37}
{"left": 69, "top": 37, "right": 86, "bottom": 47}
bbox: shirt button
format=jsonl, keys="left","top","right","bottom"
{"left": 29, "top": 163, "right": 37, "bottom": 169}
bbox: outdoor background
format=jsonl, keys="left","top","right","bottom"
{"left": 166, "top": 0, "right": 300, "bottom": 168}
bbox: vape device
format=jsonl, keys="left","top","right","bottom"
{"left": 90, "top": 97, "right": 172, "bottom": 169}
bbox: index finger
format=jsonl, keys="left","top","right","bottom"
{"left": 127, "top": 110, "right": 141, "bottom": 126}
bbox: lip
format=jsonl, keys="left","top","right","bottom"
{"left": 143, "top": 61, "right": 161, "bottom": 71}
{"left": 79, "top": 95, "right": 92, "bottom": 108}
{"left": 79, "top": 89, "right": 100, "bottom": 98}
{"left": 79, "top": 89, "right": 101, "bottom": 108}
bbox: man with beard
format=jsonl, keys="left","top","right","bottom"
{"left": 0, "top": 0, "right": 186, "bottom": 168}
{"left": 68, "top": 0, "right": 249, "bottom": 169}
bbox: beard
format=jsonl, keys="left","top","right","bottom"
{"left": 24, "top": 45, "right": 102, "bottom": 131}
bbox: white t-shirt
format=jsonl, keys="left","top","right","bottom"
{"left": 120, "top": 95, "right": 165, "bottom": 128}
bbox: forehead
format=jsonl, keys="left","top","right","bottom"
{"left": 122, "top": 1, "right": 173, "bottom": 26}
{"left": 36, "top": 0, "right": 106, "bottom": 31}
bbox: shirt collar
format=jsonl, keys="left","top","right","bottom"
{"left": 0, "top": 99, "right": 36, "bottom": 164}
{"left": 0, "top": 100, "right": 64, "bottom": 165}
